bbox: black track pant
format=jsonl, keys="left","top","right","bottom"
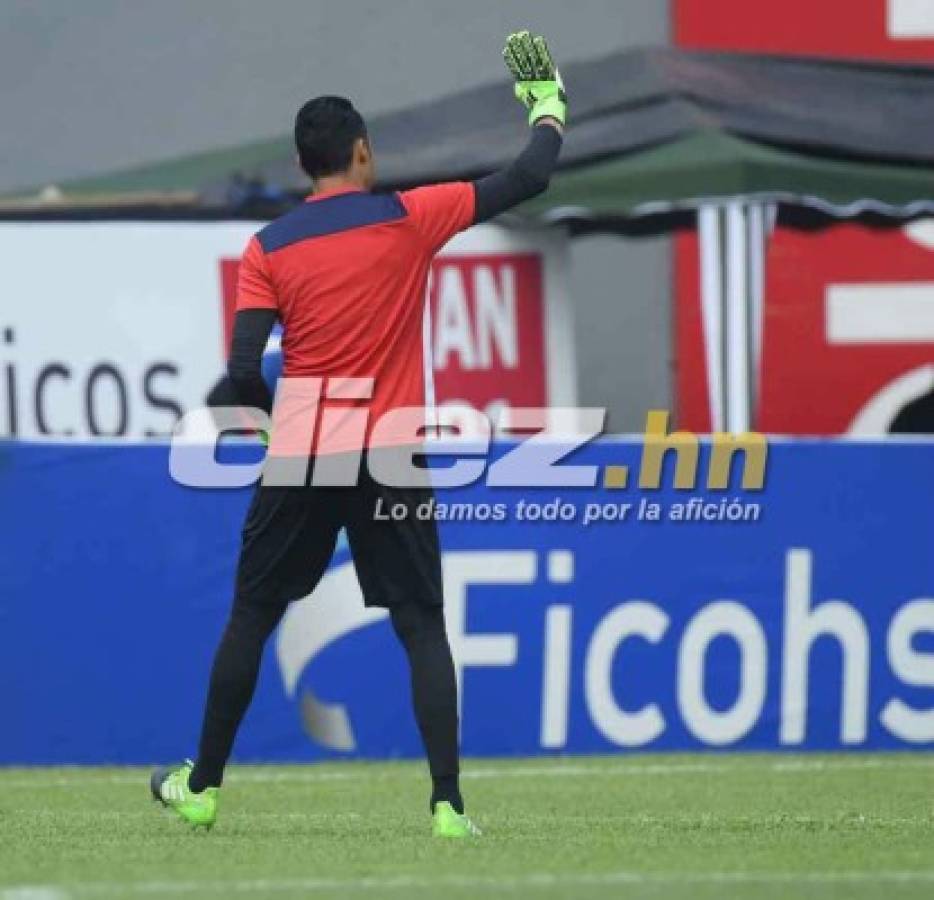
{"left": 188, "top": 464, "right": 462, "bottom": 811}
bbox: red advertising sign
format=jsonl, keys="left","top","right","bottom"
{"left": 676, "top": 0, "right": 934, "bottom": 61}
{"left": 678, "top": 223, "right": 934, "bottom": 434}
{"left": 428, "top": 253, "right": 546, "bottom": 411}
{"left": 674, "top": 0, "right": 934, "bottom": 433}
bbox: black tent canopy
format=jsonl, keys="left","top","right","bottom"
{"left": 15, "top": 47, "right": 934, "bottom": 217}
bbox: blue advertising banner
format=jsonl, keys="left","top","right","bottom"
{"left": 1, "top": 439, "right": 933, "bottom": 764}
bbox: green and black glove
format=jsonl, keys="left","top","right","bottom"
{"left": 503, "top": 30, "right": 567, "bottom": 127}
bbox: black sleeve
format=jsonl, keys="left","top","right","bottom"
{"left": 225, "top": 308, "right": 278, "bottom": 416}
{"left": 205, "top": 374, "right": 239, "bottom": 407}
{"left": 472, "top": 124, "right": 563, "bottom": 224}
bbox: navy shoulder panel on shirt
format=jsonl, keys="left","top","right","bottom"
{"left": 257, "top": 192, "right": 407, "bottom": 254}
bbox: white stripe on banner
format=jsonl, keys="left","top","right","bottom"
{"left": 888, "top": 0, "right": 934, "bottom": 37}
{"left": 826, "top": 283, "right": 934, "bottom": 343}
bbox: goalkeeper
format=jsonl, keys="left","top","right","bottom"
{"left": 152, "top": 31, "right": 566, "bottom": 839}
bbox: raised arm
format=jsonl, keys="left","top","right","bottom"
{"left": 473, "top": 124, "right": 563, "bottom": 223}
{"left": 473, "top": 31, "right": 567, "bottom": 224}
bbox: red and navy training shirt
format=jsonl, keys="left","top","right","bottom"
{"left": 236, "top": 182, "right": 475, "bottom": 453}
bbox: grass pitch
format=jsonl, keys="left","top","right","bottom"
{"left": 0, "top": 754, "right": 931, "bottom": 900}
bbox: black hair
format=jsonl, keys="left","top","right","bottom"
{"left": 294, "top": 96, "right": 367, "bottom": 180}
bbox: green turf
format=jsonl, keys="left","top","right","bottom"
{"left": 0, "top": 754, "right": 931, "bottom": 899}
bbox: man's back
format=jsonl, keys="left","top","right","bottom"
{"left": 236, "top": 183, "right": 474, "bottom": 451}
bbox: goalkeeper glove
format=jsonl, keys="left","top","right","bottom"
{"left": 503, "top": 30, "right": 567, "bottom": 127}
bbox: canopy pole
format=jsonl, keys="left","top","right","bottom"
{"left": 747, "top": 203, "right": 765, "bottom": 414}
{"left": 746, "top": 202, "right": 774, "bottom": 428}
{"left": 698, "top": 205, "right": 725, "bottom": 431}
{"left": 725, "top": 202, "right": 751, "bottom": 433}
